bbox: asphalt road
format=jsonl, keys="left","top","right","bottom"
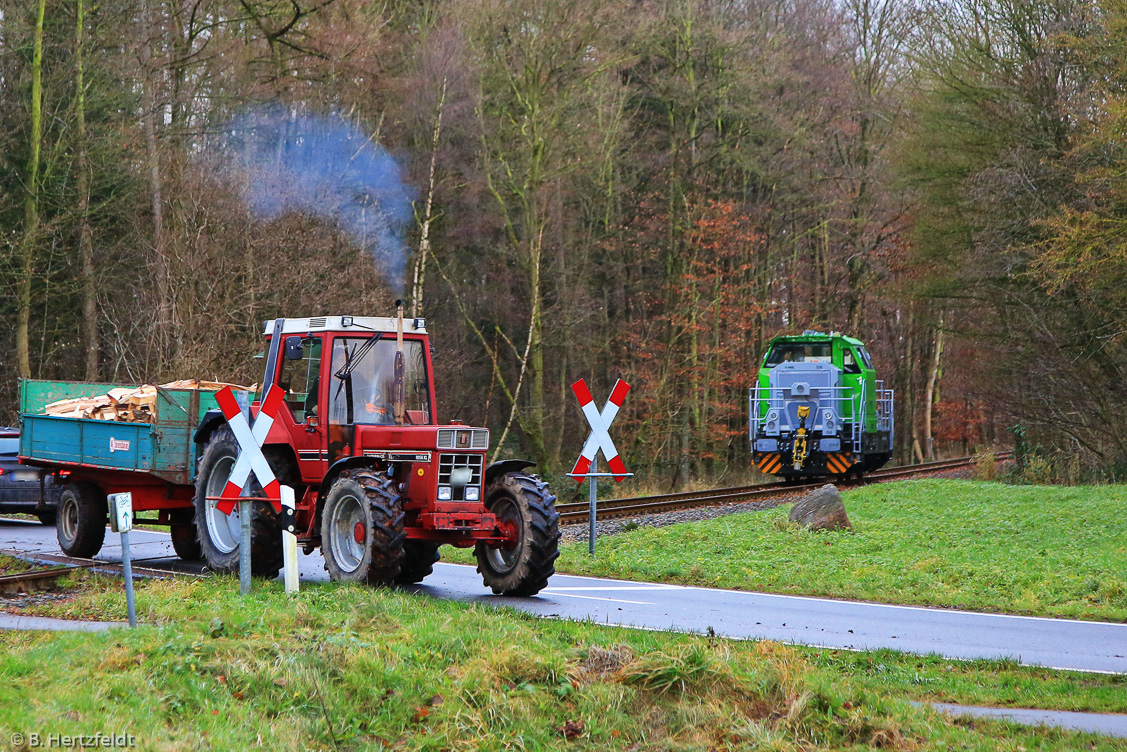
{"left": 2, "top": 517, "right": 1125, "bottom": 674}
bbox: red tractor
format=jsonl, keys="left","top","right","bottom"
{"left": 191, "top": 309, "right": 560, "bottom": 596}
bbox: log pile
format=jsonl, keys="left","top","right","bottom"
{"left": 43, "top": 379, "right": 253, "bottom": 423}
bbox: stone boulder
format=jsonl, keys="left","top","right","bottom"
{"left": 788, "top": 484, "right": 853, "bottom": 532}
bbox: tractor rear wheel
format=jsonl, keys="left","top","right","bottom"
{"left": 321, "top": 469, "right": 405, "bottom": 585}
{"left": 193, "top": 426, "right": 285, "bottom": 577}
{"left": 395, "top": 541, "right": 441, "bottom": 584}
{"left": 474, "top": 472, "right": 559, "bottom": 596}
{"left": 56, "top": 482, "right": 106, "bottom": 558}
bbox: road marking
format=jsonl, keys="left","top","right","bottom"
{"left": 544, "top": 586, "right": 674, "bottom": 592}
{"left": 519, "top": 567, "right": 1127, "bottom": 629}
{"left": 542, "top": 592, "right": 655, "bottom": 605}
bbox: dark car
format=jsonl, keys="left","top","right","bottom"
{"left": 0, "top": 427, "right": 61, "bottom": 524}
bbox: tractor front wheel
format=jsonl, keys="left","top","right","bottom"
{"left": 321, "top": 470, "right": 405, "bottom": 585}
{"left": 474, "top": 472, "right": 559, "bottom": 596}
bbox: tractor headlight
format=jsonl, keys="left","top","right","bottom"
{"left": 437, "top": 485, "right": 452, "bottom": 501}
{"left": 465, "top": 486, "right": 480, "bottom": 501}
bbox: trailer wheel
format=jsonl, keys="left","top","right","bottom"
{"left": 56, "top": 482, "right": 107, "bottom": 558}
{"left": 169, "top": 510, "right": 202, "bottom": 561}
{"left": 321, "top": 470, "right": 405, "bottom": 585}
{"left": 475, "top": 472, "right": 559, "bottom": 596}
{"left": 193, "top": 427, "right": 284, "bottom": 577}
{"left": 395, "top": 541, "right": 441, "bottom": 584}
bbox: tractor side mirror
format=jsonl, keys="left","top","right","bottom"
{"left": 305, "top": 414, "right": 319, "bottom": 433}
{"left": 285, "top": 336, "right": 303, "bottom": 360}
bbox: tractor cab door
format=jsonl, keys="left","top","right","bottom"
{"left": 325, "top": 335, "right": 435, "bottom": 464}
{"left": 277, "top": 335, "right": 327, "bottom": 483}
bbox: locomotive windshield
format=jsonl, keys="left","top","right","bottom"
{"left": 764, "top": 342, "right": 832, "bottom": 367}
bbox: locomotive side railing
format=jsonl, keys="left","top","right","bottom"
{"left": 874, "top": 380, "right": 895, "bottom": 442}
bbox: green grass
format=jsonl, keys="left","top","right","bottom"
{"left": 2, "top": 576, "right": 1126, "bottom": 751}
{"left": 546, "top": 479, "right": 1127, "bottom": 621}
{"left": 0, "top": 554, "right": 34, "bottom": 575}
{"left": 799, "top": 648, "right": 1127, "bottom": 714}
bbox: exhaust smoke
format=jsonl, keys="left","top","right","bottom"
{"left": 222, "top": 105, "right": 415, "bottom": 295}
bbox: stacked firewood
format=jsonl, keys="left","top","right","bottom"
{"left": 43, "top": 379, "right": 253, "bottom": 423}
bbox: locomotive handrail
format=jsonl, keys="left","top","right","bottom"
{"left": 750, "top": 384, "right": 862, "bottom": 453}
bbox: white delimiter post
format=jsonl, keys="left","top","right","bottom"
{"left": 281, "top": 485, "right": 299, "bottom": 594}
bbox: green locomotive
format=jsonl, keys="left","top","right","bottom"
{"left": 750, "top": 331, "right": 893, "bottom": 479}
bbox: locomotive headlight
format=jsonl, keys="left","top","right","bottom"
{"left": 822, "top": 410, "right": 836, "bottom": 433}
{"left": 437, "top": 485, "right": 452, "bottom": 501}
{"left": 767, "top": 410, "right": 779, "bottom": 423}
{"left": 465, "top": 486, "right": 480, "bottom": 501}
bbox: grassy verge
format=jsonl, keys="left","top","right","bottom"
{"left": 1, "top": 577, "right": 1125, "bottom": 751}
{"left": 540, "top": 479, "right": 1127, "bottom": 622}
{"left": 0, "top": 553, "right": 35, "bottom": 575}
{"left": 799, "top": 648, "right": 1127, "bottom": 714}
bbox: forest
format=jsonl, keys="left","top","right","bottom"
{"left": 1, "top": 0, "right": 1125, "bottom": 486}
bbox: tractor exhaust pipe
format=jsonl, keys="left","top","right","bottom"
{"left": 394, "top": 299, "right": 406, "bottom": 425}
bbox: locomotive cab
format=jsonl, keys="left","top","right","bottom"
{"left": 751, "top": 331, "right": 893, "bottom": 479}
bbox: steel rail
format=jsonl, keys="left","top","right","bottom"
{"left": 558, "top": 452, "right": 1012, "bottom": 525}
{"left": 0, "top": 565, "right": 83, "bottom": 591}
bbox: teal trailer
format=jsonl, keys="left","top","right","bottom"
{"left": 18, "top": 379, "right": 248, "bottom": 558}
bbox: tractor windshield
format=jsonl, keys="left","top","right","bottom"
{"left": 329, "top": 337, "right": 431, "bottom": 426}
{"left": 764, "top": 342, "right": 832, "bottom": 367}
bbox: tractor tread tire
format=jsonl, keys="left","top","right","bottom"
{"left": 395, "top": 541, "right": 441, "bottom": 584}
{"left": 56, "top": 482, "right": 107, "bottom": 558}
{"left": 475, "top": 472, "right": 559, "bottom": 596}
{"left": 193, "top": 426, "right": 287, "bottom": 578}
{"left": 321, "top": 469, "right": 406, "bottom": 586}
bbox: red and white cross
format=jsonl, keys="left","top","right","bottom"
{"left": 214, "top": 385, "right": 285, "bottom": 514}
{"left": 570, "top": 378, "right": 631, "bottom": 482}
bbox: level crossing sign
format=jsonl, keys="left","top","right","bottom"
{"left": 570, "top": 378, "right": 631, "bottom": 482}
{"left": 214, "top": 385, "right": 285, "bottom": 514}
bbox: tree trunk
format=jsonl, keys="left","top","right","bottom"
{"left": 17, "top": 0, "right": 47, "bottom": 380}
{"left": 924, "top": 313, "right": 945, "bottom": 460}
{"left": 411, "top": 77, "right": 447, "bottom": 319}
{"left": 526, "top": 227, "right": 548, "bottom": 470}
{"left": 140, "top": 0, "right": 170, "bottom": 371}
{"left": 76, "top": 0, "right": 98, "bottom": 381}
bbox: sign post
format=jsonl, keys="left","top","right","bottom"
{"left": 567, "top": 379, "right": 633, "bottom": 555}
{"left": 108, "top": 492, "right": 137, "bottom": 627}
{"left": 239, "top": 498, "right": 252, "bottom": 595}
{"left": 211, "top": 385, "right": 286, "bottom": 594}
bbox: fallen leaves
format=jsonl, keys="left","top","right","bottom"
{"left": 558, "top": 720, "right": 584, "bottom": 739}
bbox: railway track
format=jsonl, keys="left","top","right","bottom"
{"left": 0, "top": 454, "right": 1009, "bottom": 579}
{"left": 557, "top": 452, "right": 1012, "bottom": 525}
